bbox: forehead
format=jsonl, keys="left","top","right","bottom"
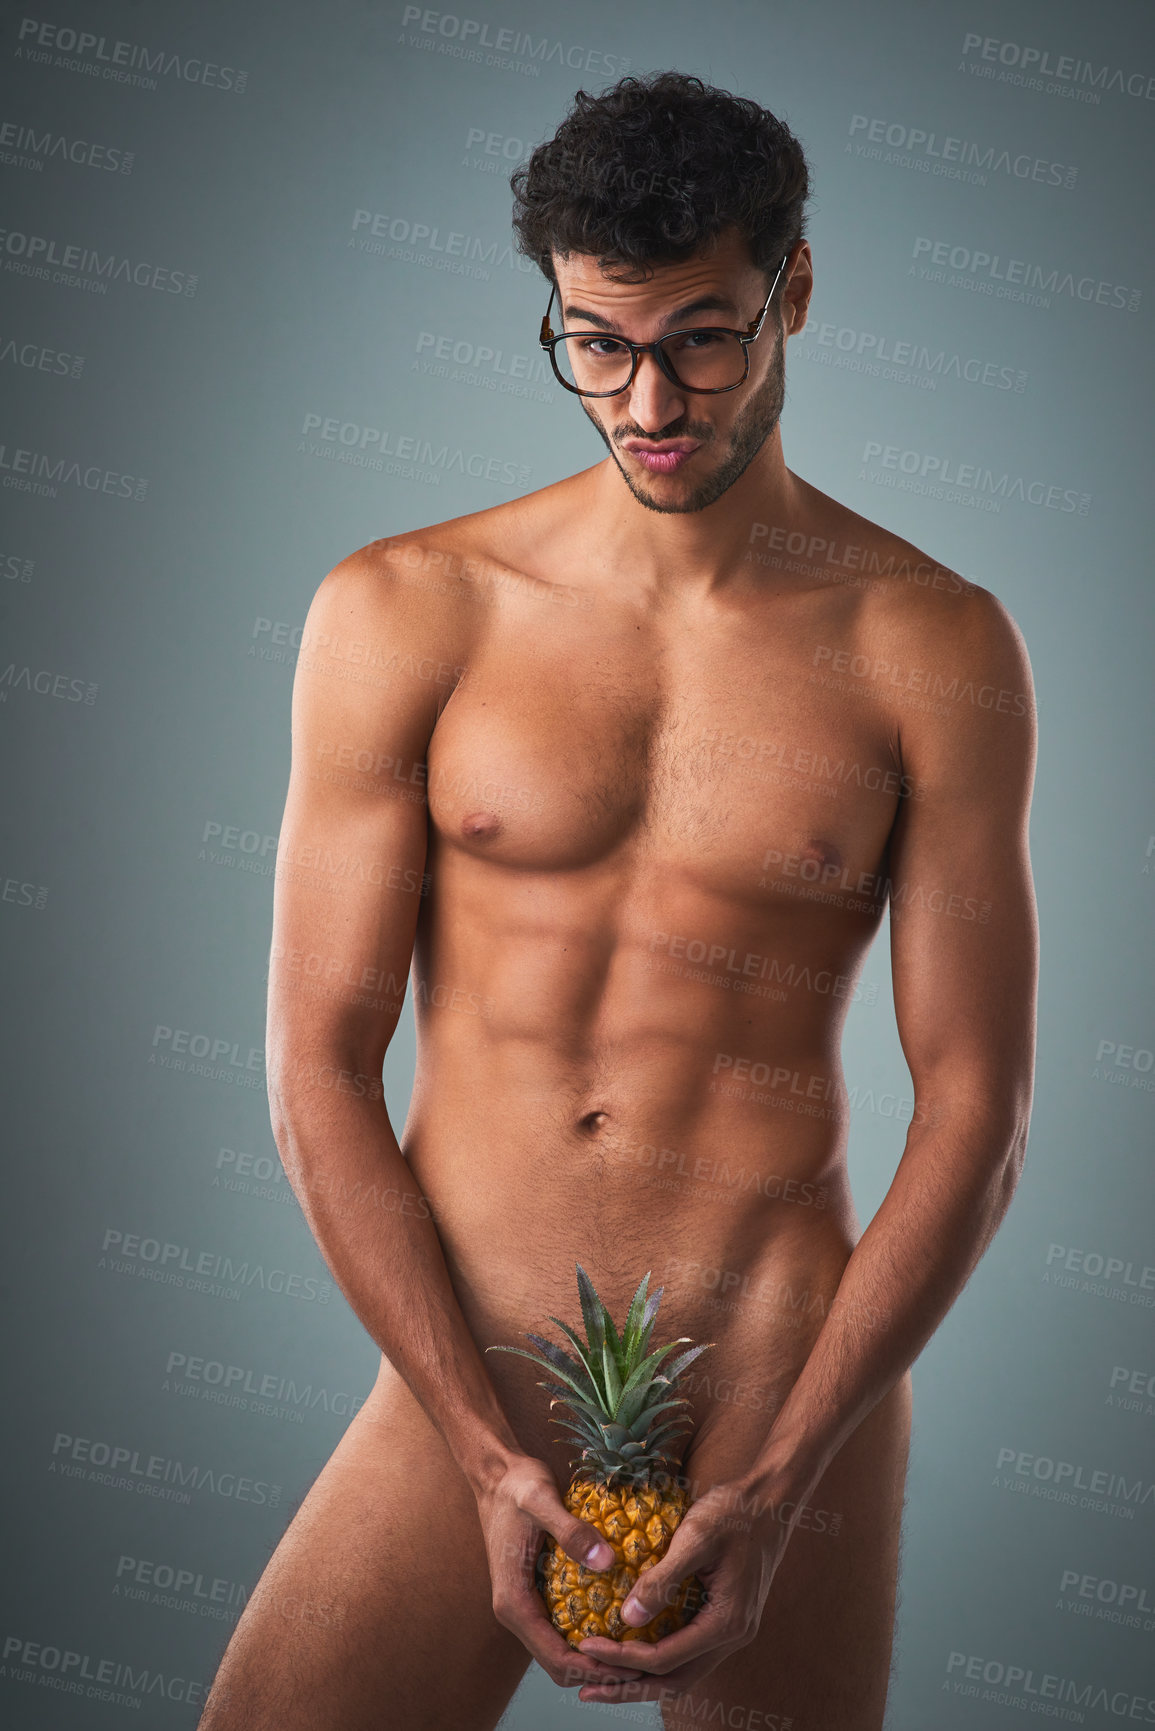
{"left": 552, "top": 229, "right": 761, "bottom": 323}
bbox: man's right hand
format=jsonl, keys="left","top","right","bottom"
{"left": 474, "top": 1453, "right": 648, "bottom": 1691}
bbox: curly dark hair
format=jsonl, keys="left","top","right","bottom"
{"left": 511, "top": 71, "right": 811, "bottom": 290}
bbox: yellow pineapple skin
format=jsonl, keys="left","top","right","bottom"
{"left": 539, "top": 1473, "right": 705, "bottom": 1647}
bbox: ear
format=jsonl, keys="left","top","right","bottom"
{"left": 783, "top": 242, "right": 814, "bottom": 338}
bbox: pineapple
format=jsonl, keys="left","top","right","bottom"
{"left": 486, "top": 1265, "right": 713, "bottom": 1646}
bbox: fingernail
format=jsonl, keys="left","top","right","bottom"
{"left": 621, "top": 1596, "right": 647, "bottom": 1625}
{"left": 587, "top": 1541, "right": 614, "bottom": 1569}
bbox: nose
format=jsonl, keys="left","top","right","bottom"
{"left": 622, "top": 346, "right": 687, "bottom": 434}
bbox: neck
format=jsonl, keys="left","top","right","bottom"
{"left": 587, "top": 425, "right": 800, "bottom": 598}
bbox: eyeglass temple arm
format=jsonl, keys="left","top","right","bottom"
{"left": 745, "top": 252, "right": 790, "bottom": 338}
{"left": 540, "top": 281, "right": 557, "bottom": 344}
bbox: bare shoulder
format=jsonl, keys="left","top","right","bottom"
{"left": 795, "top": 481, "right": 1035, "bottom": 721}
{"left": 285, "top": 492, "right": 578, "bottom": 773}
{"left": 309, "top": 472, "right": 596, "bottom": 642}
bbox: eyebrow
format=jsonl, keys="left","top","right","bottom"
{"left": 560, "top": 293, "right": 741, "bottom": 333}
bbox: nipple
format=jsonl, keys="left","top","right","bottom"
{"left": 800, "top": 838, "right": 843, "bottom": 872}
{"left": 461, "top": 810, "right": 502, "bottom": 839}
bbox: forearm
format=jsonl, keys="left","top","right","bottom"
{"left": 743, "top": 1104, "right": 1028, "bottom": 1511}
{"left": 270, "top": 1063, "right": 522, "bottom": 1493}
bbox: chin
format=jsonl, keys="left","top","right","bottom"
{"left": 616, "top": 459, "right": 714, "bottom": 516}
{"left": 633, "top": 490, "right": 711, "bottom": 516}
{"left": 627, "top": 474, "right": 728, "bottom": 517}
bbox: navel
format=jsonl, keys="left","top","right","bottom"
{"left": 577, "top": 1110, "right": 610, "bottom": 1135}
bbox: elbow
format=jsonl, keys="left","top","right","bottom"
{"left": 266, "top": 1064, "right": 292, "bottom": 1148}
{"left": 266, "top": 1047, "right": 387, "bottom": 1131}
{"left": 265, "top": 1040, "right": 304, "bottom": 1139}
{"left": 912, "top": 1081, "right": 1033, "bottom": 1201}
{"left": 266, "top": 1000, "right": 391, "bottom": 1125}
{"left": 963, "top": 1094, "right": 1031, "bottom": 1218}
{"left": 998, "top": 1106, "right": 1031, "bottom": 1200}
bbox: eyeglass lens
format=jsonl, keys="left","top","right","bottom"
{"left": 552, "top": 329, "right": 747, "bottom": 395}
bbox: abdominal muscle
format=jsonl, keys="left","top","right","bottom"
{"left": 396, "top": 864, "right": 878, "bottom": 1460}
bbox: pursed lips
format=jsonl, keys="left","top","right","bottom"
{"left": 621, "top": 439, "right": 702, "bottom": 473}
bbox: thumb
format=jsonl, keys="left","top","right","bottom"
{"left": 520, "top": 1481, "right": 616, "bottom": 1572}
{"left": 620, "top": 1523, "right": 708, "bottom": 1626}
{"left": 557, "top": 1514, "right": 616, "bottom": 1573}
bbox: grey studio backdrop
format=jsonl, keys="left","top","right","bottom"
{"left": 1, "top": 0, "right": 1153, "bottom": 1726}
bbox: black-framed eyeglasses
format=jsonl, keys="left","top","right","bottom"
{"left": 539, "top": 253, "right": 790, "bottom": 398}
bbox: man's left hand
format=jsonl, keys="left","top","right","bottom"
{"left": 573, "top": 1474, "right": 796, "bottom": 1703}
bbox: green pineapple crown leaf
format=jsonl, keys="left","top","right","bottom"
{"left": 486, "top": 1264, "right": 714, "bottom": 1483}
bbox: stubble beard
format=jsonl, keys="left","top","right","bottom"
{"left": 582, "top": 325, "right": 787, "bottom": 516}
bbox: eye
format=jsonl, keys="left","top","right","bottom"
{"left": 578, "top": 337, "right": 629, "bottom": 358}
{"left": 673, "top": 330, "right": 726, "bottom": 351}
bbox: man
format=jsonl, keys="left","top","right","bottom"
{"left": 200, "top": 71, "right": 1037, "bottom": 1730}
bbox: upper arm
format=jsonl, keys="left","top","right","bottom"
{"left": 267, "top": 543, "right": 461, "bottom": 1087}
{"left": 885, "top": 586, "right": 1038, "bottom": 1137}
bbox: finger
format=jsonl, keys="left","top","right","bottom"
{"left": 559, "top": 1515, "right": 616, "bottom": 1572}
{"left": 515, "top": 1487, "right": 616, "bottom": 1572}
{"left": 499, "top": 1581, "right": 646, "bottom": 1686}
{"left": 578, "top": 1600, "right": 732, "bottom": 1675}
{"left": 577, "top": 1648, "right": 732, "bottom": 1703}
{"left": 613, "top": 1523, "right": 716, "bottom": 1627}
{"left": 579, "top": 1676, "right": 667, "bottom": 1705}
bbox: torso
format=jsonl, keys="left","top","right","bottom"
{"left": 388, "top": 464, "right": 967, "bottom": 1460}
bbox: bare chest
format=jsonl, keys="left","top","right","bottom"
{"left": 425, "top": 593, "right": 904, "bottom": 903}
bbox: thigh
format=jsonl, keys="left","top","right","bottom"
{"left": 661, "top": 1372, "right": 913, "bottom": 1731}
{"left": 198, "top": 1355, "right": 532, "bottom": 1731}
